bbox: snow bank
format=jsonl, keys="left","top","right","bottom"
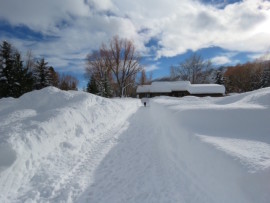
{"left": 153, "top": 88, "right": 270, "bottom": 170}
{"left": 0, "top": 87, "right": 140, "bottom": 202}
{"left": 152, "top": 87, "right": 270, "bottom": 202}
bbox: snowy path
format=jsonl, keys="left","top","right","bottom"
{"left": 78, "top": 102, "right": 266, "bottom": 203}
{"left": 78, "top": 106, "right": 211, "bottom": 203}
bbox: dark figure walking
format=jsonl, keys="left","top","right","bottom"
{"left": 141, "top": 98, "right": 149, "bottom": 107}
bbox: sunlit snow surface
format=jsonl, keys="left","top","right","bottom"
{"left": 0, "top": 87, "right": 270, "bottom": 202}
{"left": 198, "top": 135, "right": 270, "bottom": 172}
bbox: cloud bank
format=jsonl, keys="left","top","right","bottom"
{"left": 0, "top": 0, "right": 269, "bottom": 71}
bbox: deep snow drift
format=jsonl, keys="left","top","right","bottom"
{"left": 0, "top": 87, "right": 270, "bottom": 203}
{"left": 0, "top": 87, "right": 140, "bottom": 202}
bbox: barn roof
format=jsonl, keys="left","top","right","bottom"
{"left": 187, "top": 84, "right": 225, "bottom": 94}
{"left": 137, "top": 85, "right": 151, "bottom": 93}
{"left": 137, "top": 81, "right": 225, "bottom": 95}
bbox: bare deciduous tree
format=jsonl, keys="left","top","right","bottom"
{"left": 139, "top": 69, "right": 147, "bottom": 85}
{"left": 58, "top": 74, "right": 79, "bottom": 91}
{"left": 171, "top": 53, "right": 212, "bottom": 84}
{"left": 139, "top": 69, "right": 152, "bottom": 85}
{"left": 25, "top": 50, "right": 35, "bottom": 71}
{"left": 105, "top": 36, "right": 142, "bottom": 97}
{"left": 85, "top": 36, "right": 142, "bottom": 97}
{"left": 224, "top": 62, "right": 263, "bottom": 93}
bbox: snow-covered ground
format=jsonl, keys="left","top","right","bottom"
{"left": 0, "top": 87, "right": 140, "bottom": 202}
{"left": 0, "top": 87, "right": 270, "bottom": 202}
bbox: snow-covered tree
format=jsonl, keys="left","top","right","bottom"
{"left": 215, "top": 70, "right": 224, "bottom": 85}
{"left": 261, "top": 64, "right": 270, "bottom": 88}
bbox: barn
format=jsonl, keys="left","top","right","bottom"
{"left": 137, "top": 81, "right": 225, "bottom": 98}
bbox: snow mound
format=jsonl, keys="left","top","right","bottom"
{"left": 215, "top": 87, "right": 270, "bottom": 106}
{"left": 1, "top": 87, "right": 104, "bottom": 113}
{"left": 153, "top": 87, "right": 270, "bottom": 172}
{"left": 0, "top": 87, "right": 140, "bottom": 202}
{"left": 151, "top": 88, "right": 270, "bottom": 202}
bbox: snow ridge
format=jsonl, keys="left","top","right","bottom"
{"left": 0, "top": 87, "right": 140, "bottom": 202}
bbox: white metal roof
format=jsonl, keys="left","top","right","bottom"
{"left": 187, "top": 84, "right": 225, "bottom": 94}
{"left": 136, "top": 85, "right": 151, "bottom": 93}
{"left": 137, "top": 81, "right": 225, "bottom": 95}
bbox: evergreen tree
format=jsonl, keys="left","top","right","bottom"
{"left": 33, "top": 58, "right": 50, "bottom": 90}
{"left": 11, "top": 51, "right": 34, "bottom": 97}
{"left": 0, "top": 41, "right": 14, "bottom": 97}
{"left": 20, "top": 67, "right": 34, "bottom": 95}
{"left": 86, "top": 73, "right": 112, "bottom": 97}
{"left": 0, "top": 41, "right": 34, "bottom": 98}
{"left": 102, "top": 74, "right": 112, "bottom": 98}
{"left": 87, "top": 75, "right": 99, "bottom": 95}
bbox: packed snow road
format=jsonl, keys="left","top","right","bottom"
{"left": 0, "top": 87, "right": 270, "bottom": 202}
{"left": 79, "top": 105, "right": 217, "bottom": 203}
{"left": 79, "top": 101, "right": 269, "bottom": 203}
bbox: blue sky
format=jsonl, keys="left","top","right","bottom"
{"left": 0, "top": 0, "right": 270, "bottom": 88}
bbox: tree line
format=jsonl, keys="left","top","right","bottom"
{"left": 223, "top": 60, "right": 270, "bottom": 93}
{"left": 2, "top": 37, "right": 269, "bottom": 99}
{"left": 0, "top": 41, "right": 78, "bottom": 98}
{"left": 86, "top": 42, "right": 270, "bottom": 97}
{"left": 169, "top": 53, "right": 270, "bottom": 93}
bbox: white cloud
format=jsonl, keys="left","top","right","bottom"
{"left": 248, "top": 52, "right": 270, "bottom": 61}
{"left": 144, "top": 64, "right": 160, "bottom": 72}
{"left": 154, "top": 0, "right": 270, "bottom": 58}
{"left": 0, "top": 0, "right": 270, "bottom": 72}
{"left": 211, "top": 56, "right": 232, "bottom": 65}
{"left": 0, "top": 0, "right": 90, "bottom": 35}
